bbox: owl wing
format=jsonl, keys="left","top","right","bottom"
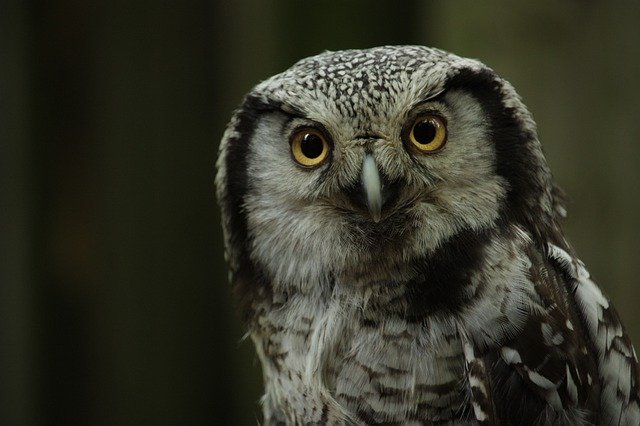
{"left": 473, "top": 242, "right": 598, "bottom": 425}
{"left": 547, "top": 243, "right": 640, "bottom": 426}
{"left": 478, "top": 242, "right": 640, "bottom": 425}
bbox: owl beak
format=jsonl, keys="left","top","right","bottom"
{"left": 361, "top": 154, "right": 382, "bottom": 223}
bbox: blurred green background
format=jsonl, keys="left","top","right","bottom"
{"left": 1, "top": 1, "right": 639, "bottom": 425}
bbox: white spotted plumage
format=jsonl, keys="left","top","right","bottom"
{"left": 216, "top": 46, "right": 639, "bottom": 425}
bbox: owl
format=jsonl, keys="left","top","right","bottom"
{"left": 215, "top": 46, "right": 639, "bottom": 425}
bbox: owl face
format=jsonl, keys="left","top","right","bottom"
{"left": 218, "top": 46, "right": 556, "bottom": 290}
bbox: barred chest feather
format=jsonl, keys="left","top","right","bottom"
{"left": 253, "top": 282, "right": 471, "bottom": 425}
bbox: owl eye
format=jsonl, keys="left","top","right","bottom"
{"left": 406, "top": 114, "right": 447, "bottom": 153}
{"left": 290, "top": 127, "right": 331, "bottom": 167}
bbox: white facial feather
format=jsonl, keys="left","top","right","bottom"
{"left": 244, "top": 90, "right": 506, "bottom": 291}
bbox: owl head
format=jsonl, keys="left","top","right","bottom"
{"left": 216, "top": 46, "right": 563, "bottom": 305}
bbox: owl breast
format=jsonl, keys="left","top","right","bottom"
{"left": 252, "top": 279, "right": 472, "bottom": 425}
{"left": 332, "top": 315, "right": 469, "bottom": 423}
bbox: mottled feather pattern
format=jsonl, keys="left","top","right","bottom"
{"left": 548, "top": 245, "right": 640, "bottom": 425}
{"left": 462, "top": 337, "right": 497, "bottom": 424}
{"left": 215, "top": 46, "right": 639, "bottom": 425}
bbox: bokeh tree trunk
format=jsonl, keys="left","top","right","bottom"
{"left": 1, "top": 3, "right": 36, "bottom": 425}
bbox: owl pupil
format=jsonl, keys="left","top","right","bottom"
{"left": 413, "top": 120, "right": 437, "bottom": 144}
{"left": 301, "top": 134, "right": 324, "bottom": 158}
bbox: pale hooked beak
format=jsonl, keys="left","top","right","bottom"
{"left": 361, "top": 154, "right": 382, "bottom": 222}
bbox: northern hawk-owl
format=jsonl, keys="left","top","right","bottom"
{"left": 215, "top": 46, "right": 639, "bottom": 425}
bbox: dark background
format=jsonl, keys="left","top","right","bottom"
{"left": 2, "top": 1, "right": 639, "bottom": 425}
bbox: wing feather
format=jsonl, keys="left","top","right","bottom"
{"left": 548, "top": 243, "right": 640, "bottom": 426}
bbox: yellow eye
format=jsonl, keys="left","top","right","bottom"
{"left": 290, "top": 127, "right": 331, "bottom": 167}
{"left": 407, "top": 114, "right": 447, "bottom": 153}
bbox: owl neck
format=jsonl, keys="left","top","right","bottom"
{"left": 247, "top": 224, "right": 524, "bottom": 328}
